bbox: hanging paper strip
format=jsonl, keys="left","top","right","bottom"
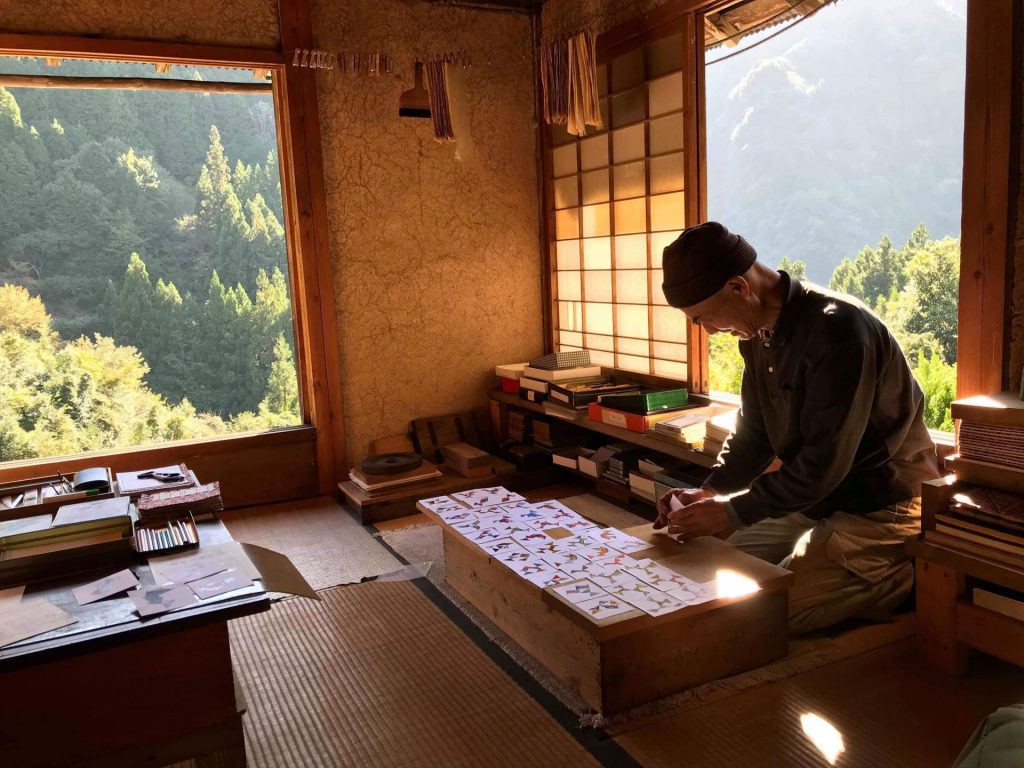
{"left": 542, "top": 30, "right": 601, "bottom": 137}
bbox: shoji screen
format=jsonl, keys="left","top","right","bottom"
{"left": 548, "top": 29, "right": 694, "bottom": 382}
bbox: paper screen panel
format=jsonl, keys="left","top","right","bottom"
{"left": 590, "top": 349, "right": 615, "bottom": 367}
{"left": 554, "top": 176, "right": 579, "bottom": 209}
{"left": 582, "top": 169, "right": 610, "bottom": 204}
{"left": 648, "top": 72, "right": 684, "bottom": 117}
{"left": 559, "top": 330, "right": 583, "bottom": 347}
{"left": 617, "top": 354, "right": 650, "bottom": 373}
{"left": 585, "top": 333, "right": 614, "bottom": 351}
{"left": 650, "top": 153, "right": 685, "bottom": 195}
{"left": 580, "top": 135, "right": 609, "bottom": 171}
{"left": 651, "top": 230, "right": 682, "bottom": 268}
{"left": 553, "top": 143, "right": 577, "bottom": 177}
{"left": 611, "top": 87, "right": 646, "bottom": 128}
{"left": 584, "top": 271, "right": 613, "bottom": 302}
{"left": 616, "top": 270, "right": 649, "bottom": 304}
{"left": 653, "top": 341, "right": 686, "bottom": 361}
{"left": 654, "top": 359, "right": 687, "bottom": 378}
{"left": 615, "top": 234, "right": 648, "bottom": 269}
{"left": 597, "top": 63, "right": 608, "bottom": 96}
{"left": 614, "top": 161, "right": 646, "bottom": 200}
{"left": 557, "top": 271, "right": 582, "bottom": 302}
{"left": 616, "top": 304, "right": 649, "bottom": 339}
{"left": 582, "top": 203, "right": 610, "bottom": 237}
{"left": 653, "top": 306, "right": 686, "bottom": 342}
{"left": 649, "top": 113, "right": 685, "bottom": 156}
{"left": 650, "top": 192, "right": 686, "bottom": 232}
{"left": 559, "top": 300, "right": 583, "bottom": 331}
{"left": 611, "top": 48, "right": 644, "bottom": 92}
{"left": 612, "top": 124, "right": 645, "bottom": 163}
{"left": 585, "top": 303, "right": 614, "bottom": 335}
{"left": 556, "top": 239, "right": 580, "bottom": 271}
{"left": 646, "top": 34, "right": 683, "bottom": 80}
{"left": 555, "top": 208, "right": 579, "bottom": 240}
{"left": 651, "top": 269, "right": 668, "bottom": 305}
{"left": 583, "top": 238, "right": 612, "bottom": 270}
{"left": 614, "top": 198, "right": 647, "bottom": 235}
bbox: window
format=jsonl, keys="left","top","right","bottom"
{"left": 702, "top": 0, "right": 967, "bottom": 431}
{"left": 0, "top": 57, "right": 301, "bottom": 464}
{"left": 547, "top": 28, "right": 697, "bottom": 383}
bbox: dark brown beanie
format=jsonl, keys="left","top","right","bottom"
{"left": 661, "top": 222, "right": 757, "bottom": 308}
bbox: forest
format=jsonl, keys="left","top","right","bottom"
{"left": 709, "top": 224, "right": 959, "bottom": 431}
{"left": 0, "top": 60, "right": 299, "bottom": 463}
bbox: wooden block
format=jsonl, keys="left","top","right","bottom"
{"left": 412, "top": 410, "right": 492, "bottom": 463}
{"left": 945, "top": 455, "right": 1024, "bottom": 495}
{"left": 920, "top": 474, "right": 959, "bottom": 532}
{"left": 914, "top": 558, "right": 968, "bottom": 675}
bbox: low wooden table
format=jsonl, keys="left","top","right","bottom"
{"left": 0, "top": 519, "right": 269, "bottom": 768}
{"left": 421, "top": 501, "right": 793, "bottom": 714}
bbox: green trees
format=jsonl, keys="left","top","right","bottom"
{"left": 0, "top": 66, "right": 298, "bottom": 463}
{"left": 709, "top": 226, "right": 959, "bottom": 431}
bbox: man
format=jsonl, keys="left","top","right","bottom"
{"left": 655, "top": 222, "right": 940, "bottom": 633}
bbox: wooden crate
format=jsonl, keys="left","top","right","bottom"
{"left": 420, "top": 504, "right": 793, "bottom": 714}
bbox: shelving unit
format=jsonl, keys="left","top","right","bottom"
{"left": 489, "top": 390, "right": 716, "bottom": 469}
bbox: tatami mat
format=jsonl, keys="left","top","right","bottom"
{"left": 612, "top": 640, "right": 1024, "bottom": 768}
{"left": 228, "top": 580, "right": 604, "bottom": 768}
{"left": 223, "top": 496, "right": 401, "bottom": 591}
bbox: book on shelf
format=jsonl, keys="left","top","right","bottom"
{"left": 597, "top": 388, "right": 689, "bottom": 414}
{"left": 931, "top": 523, "right": 1024, "bottom": 558}
{"left": 520, "top": 387, "right": 547, "bottom": 404}
{"left": 495, "top": 362, "right": 527, "bottom": 379}
{"left": 542, "top": 400, "right": 588, "bottom": 421}
{"left": 629, "top": 471, "right": 657, "bottom": 500}
{"left": 528, "top": 350, "right": 591, "bottom": 371}
{"left": 587, "top": 402, "right": 695, "bottom": 433}
{"left": 703, "top": 438, "right": 724, "bottom": 458}
{"left": 578, "top": 445, "right": 615, "bottom": 478}
{"left": 548, "top": 378, "right": 638, "bottom": 409}
{"left": 521, "top": 365, "right": 603, "bottom": 383}
{"left": 348, "top": 461, "right": 442, "bottom": 493}
{"left": 973, "top": 586, "right": 1024, "bottom": 622}
{"left": 552, "top": 446, "right": 591, "bottom": 470}
{"left": 653, "top": 405, "right": 733, "bottom": 446}
{"left": 705, "top": 411, "right": 738, "bottom": 443}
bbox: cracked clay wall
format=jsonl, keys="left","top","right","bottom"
{"left": 312, "top": 0, "right": 543, "bottom": 462}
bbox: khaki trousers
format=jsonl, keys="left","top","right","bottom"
{"left": 726, "top": 500, "right": 921, "bottom": 634}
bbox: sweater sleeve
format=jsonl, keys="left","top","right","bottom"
{"left": 705, "top": 356, "right": 776, "bottom": 495}
{"left": 730, "top": 340, "right": 876, "bottom": 526}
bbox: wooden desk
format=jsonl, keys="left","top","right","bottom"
{"left": 908, "top": 536, "right": 1024, "bottom": 676}
{"left": 0, "top": 519, "right": 269, "bottom": 768}
{"left": 422, "top": 501, "right": 793, "bottom": 713}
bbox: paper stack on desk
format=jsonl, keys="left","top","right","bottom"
{"left": 421, "top": 489, "right": 715, "bottom": 622}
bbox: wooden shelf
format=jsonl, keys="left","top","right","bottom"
{"left": 490, "top": 391, "right": 716, "bottom": 469}
{"left": 957, "top": 601, "right": 1024, "bottom": 668}
{"left": 907, "top": 536, "right": 1024, "bottom": 595}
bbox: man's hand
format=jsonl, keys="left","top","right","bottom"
{"left": 665, "top": 496, "right": 736, "bottom": 541}
{"left": 654, "top": 487, "right": 716, "bottom": 529}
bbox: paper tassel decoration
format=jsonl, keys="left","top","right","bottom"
{"left": 425, "top": 59, "right": 455, "bottom": 143}
{"left": 541, "top": 30, "right": 601, "bottom": 136}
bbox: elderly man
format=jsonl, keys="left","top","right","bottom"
{"left": 655, "top": 222, "right": 940, "bottom": 633}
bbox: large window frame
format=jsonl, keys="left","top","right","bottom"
{"left": 541, "top": 0, "right": 1018, "bottom": 404}
{"left": 0, "top": 1, "right": 346, "bottom": 505}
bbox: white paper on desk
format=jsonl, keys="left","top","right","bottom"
{"left": 552, "top": 534, "right": 599, "bottom": 554}
{"left": 517, "top": 565, "right": 572, "bottom": 587}
{"left": 592, "top": 527, "right": 651, "bottom": 554}
{"left": 437, "top": 508, "right": 475, "bottom": 526}
{"left": 606, "top": 580, "right": 686, "bottom": 616}
{"left": 480, "top": 538, "right": 529, "bottom": 557}
{"left": 462, "top": 525, "right": 510, "bottom": 545}
{"left": 507, "top": 507, "right": 550, "bottom": 527}
{"left": 419, "top": 496, "right": 465, "bottom": 515}
{"left": 624, "top": 558, "right": 706, "bottom": 594}
{"left": 667, "top": 583, "right": 715, "bottom": 607}
{"left": 0, "top": 600, "right": 76, "bottom": 647}
{"left": 0, "top": 585, "right": 25, "bottom": 610}
{"left": 161, "top": 557, "right": 229, "bottom": 585}
{"left": 511, "top": 530, "right": 555, "bottom": 552}
{"left": 539, "top": 550, "right": 590, "bottom": 572}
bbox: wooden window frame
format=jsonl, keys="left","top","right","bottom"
{"left": 541, "top": 0, "right": 1018, "bottom": 402}
{"left": 0, "top": 0, "right": 347, "bottom": 506}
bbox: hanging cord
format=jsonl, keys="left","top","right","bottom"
{"left": 706, "top": 0, "right": 840, "bottom": 66}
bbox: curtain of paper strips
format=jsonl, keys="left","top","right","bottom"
{"left": 542, "top": 30, "right": 600, "bottom": 137}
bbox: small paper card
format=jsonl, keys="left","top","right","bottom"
{"left": 161, "top": 557, "right": 228, "bottom": 585}
{"left": 576, "top": 595, "right": 635, "bottom": 621}
{"left": 494, "top": 549, "right": 533, "bottom": 568}
{"left": 480, "top": 538, "right": 530, "bottom": 557}
{"left": 606, "top": 580, "right": 685, "bottom": 616}
{"left": 130, "top": 585, "right": 196, "bottom": 617}
{"left": 507, "top": 507, "right": 551, "bottom": 527}
{"left": 507, "top": 557, "right": 555, "bottom": 577}
{"left": 539, "top": 551, "right": 591, "bottom": 571}
{"left": 418, "top": 496, "right": 465, "bottom": 514}
{"left": 72, "top": 568, "right": 140, "bottom": 605}
{"left": 517, "top": 565, "right": 571, "bottom": 588}
{"left": 0, "top": 600, "right": 76, "bottom": 646}
{"left": 551, "top": 579, "right": 608, "bottom": 604}
{"left": 499, "top": 500, "right": 534, "bottom": 512}
{"left": 187, "top": 568, "right": 254, "bottom": 599}
{"left": 451, "top": 487, "right": 525, "bottom": 508}
{"left": 590, "top": 553, "right": 633, "bottom": 569}
{"left": 592, "top": 527, "right": 651, "bottom": 554}
{"left": 437, "top": 508, "right": 476, "bottom": 526}
{"left": 576, "top": 544, "right": 619, "bottom": 561}
{"left": 453, "top": 518, "right": 485, "bottom": 536}
{"left": 511, "top": 530, "right": 555, "bottom": 552}
{"left": 552, "top": 534, "right": 598, "bottom": 553}
{"left": 625, "top": 558, "right": 705, "bottom": 594}
{"left": 667, "top": 583, "right": 715, "bottom": 607}
{"left": 462, "top": 525, "right": 509, "bottom": 546}
{"left": 528, "top": 500, "right": 578, "bottom": 517}
{"left": 584, "top": 566, "right": 643, "bottom": 591}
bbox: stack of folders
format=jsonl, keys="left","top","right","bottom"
{"left": 702, "top": 410, "right": 738, "bottom": 458}
{"left": 925, "top": 485, "right": 1024, "bottom": 568}
{"left": 137, "top": 482, "right": 223, "bottom": 524}
{"left": 0, "top": 496, "right": 134, "bottom": 561}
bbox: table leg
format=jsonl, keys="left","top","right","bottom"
{"left": 915, "top": 559, "right": 968, "bottom": 675}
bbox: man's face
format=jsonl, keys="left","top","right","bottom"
{"left": 681, "top": 281, "right": 758, "bottom": 340}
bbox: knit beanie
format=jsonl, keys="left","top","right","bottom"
{"left": 661, "top": 222, "right": 758, "bottom": 308}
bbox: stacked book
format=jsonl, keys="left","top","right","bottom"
{"left": 604, "top": 446, "right": 644, "bottom": 488}
{"left": 348, "top": 460, "right": 443, "bottom": 495}
{"left": 137, "top": 482, "right": 223, "bottom": 524}
{"left": 950, "top": 393, "right": 1024, "bottom": 493}
{"left": 925, "top": 485, "right": 1024, "bottom": 568}
{"left": 544, "top": 378, "right": 641, "bottom": 421}
{"left": 587, "top": 388, "right": 694, "bottom": 434}
{"left": 508, "top": 411, "right": 528, "bottom": 442}
{"left": 517, "top": 351, "right": 604, "bottom": 406}
{"left": 495, "top": 363, "right": 526, "bottom": 394}
{"left": 0, "top": 496, "right": 134, "bottom": 562}
{"left": 629, "top": 456, "right": 682, "bottom": 503}
{"left": 651, "top": 404, "right": 732, "bottom": 448}
{"left": 702, "top": 410, "right": 738, "bottom": 457}
{"left": 441, "top": 443, "right": 493, "bottom": 479}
